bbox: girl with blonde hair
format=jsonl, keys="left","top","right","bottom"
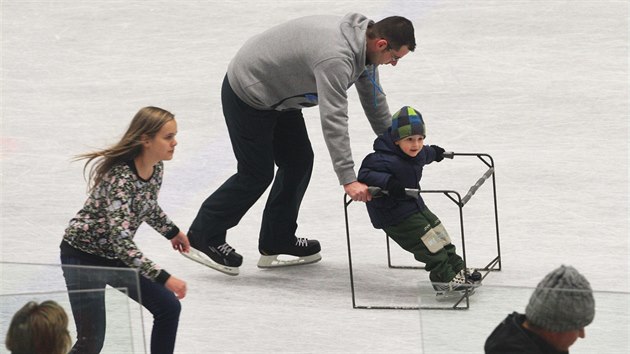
{"left": 59, "top": 106, "right": 189, "bottom": 354}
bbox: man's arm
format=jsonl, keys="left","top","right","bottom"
{"left": 314, "top": 59, "right": 358, "bottom": 185}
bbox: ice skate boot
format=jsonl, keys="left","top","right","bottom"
{"left": 181, "top": 231, "right": 242, "bottom": 276}
{"left": 460, "top": 268, "right": 483, "bottom": 285}
{"left": 432, "top": 272, "right": 478, "bottom": 299}
{"left": 257, "top": 237, "right": 322, "bottom": 268}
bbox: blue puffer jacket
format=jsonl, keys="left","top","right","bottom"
{"left": 357, "top": 130, "right": 439, "bottom": 229}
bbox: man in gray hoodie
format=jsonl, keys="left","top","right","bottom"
{"left": 184, "top": 13, "right": 416, "bottom": 276}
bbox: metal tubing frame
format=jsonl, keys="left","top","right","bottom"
{"left": 344, "top": 152, "right": 501, "bottom": 310}
{"left": 344, "top": 194, "right": 472, "bottom": 310}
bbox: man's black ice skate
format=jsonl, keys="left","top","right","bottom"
{"left": 181, "top": 231, "right": 242, "bottom": 276}
{"left": 257, "top": 237, "right": 322, "bottom": 268}
{"left": 432, "top": 272, "right": 479, "bottom": 299}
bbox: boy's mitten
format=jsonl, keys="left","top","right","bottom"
{"left": 386, "top": 177, "right": 406, "bottom": 199}
{"left": 431, "top": 145, "right": 445, "bottom": 162}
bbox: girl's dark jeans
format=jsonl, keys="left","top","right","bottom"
{"left": 61, "top": 253, "right": 181, "bottom": 354}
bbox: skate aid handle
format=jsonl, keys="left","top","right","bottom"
{"left": 367, "top": 186, "right": 385, "bottom": 197}
{"left": 367, "top": 186, "right": 421, "bottom": 199}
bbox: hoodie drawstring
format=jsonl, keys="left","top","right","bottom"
{"left": 366, "top": 66, "right": 385, "bottom": 107}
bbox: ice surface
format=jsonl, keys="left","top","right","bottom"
{"left": 1, "top": 1, "right": 627, "bottom": 353}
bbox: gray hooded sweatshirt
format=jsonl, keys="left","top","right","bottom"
{"left": 227, "top": 13, "right": 391, "bottom": 185}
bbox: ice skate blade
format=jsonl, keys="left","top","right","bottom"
{"left": 435, "top": 287, "right": 476, "bottom": 301}
{"left": 257, "top": 252, "right": 322, "bottom": 268}
{"left": 181, "top": 248, "right": 239, "bottom": 276}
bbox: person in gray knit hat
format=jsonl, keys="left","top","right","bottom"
{"left": 485, "top": 265, "right": 595, "bottom": 353}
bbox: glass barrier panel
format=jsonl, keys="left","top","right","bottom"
{"left": 0, "top": 262, "right": 146, "bottom": 354}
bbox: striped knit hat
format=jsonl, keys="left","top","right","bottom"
{"left": 390, "top": 106, "right": 426, "bottom": 141}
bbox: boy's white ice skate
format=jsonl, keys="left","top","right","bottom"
{"left": 432, "top": 272, "right": 480, "bottom": 299}
{"left": 461, "top": 268, "right": 483, "bottom": 285}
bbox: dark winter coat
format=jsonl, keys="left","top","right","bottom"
{"left": 485, "top": 312, "right": 568, "bottom": 354}
{"left": 357, "top": 130, "right": 439, "bottom": 229}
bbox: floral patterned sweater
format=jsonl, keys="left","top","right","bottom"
{"left": 60, "top": 160, "right": 179, "bottom": 284}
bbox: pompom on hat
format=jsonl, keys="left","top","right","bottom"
{"left": 525, "top": 265, "right": 595, "bottom": 332}
{"left": 390, "top": 106, "right": 426, "bottom": 141}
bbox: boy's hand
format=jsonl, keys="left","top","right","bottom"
{"left": 431, "top": 145, "right": 445, "bottom": 162}
{"left": 386, "top": 178, "right": 406, "bottom": 199}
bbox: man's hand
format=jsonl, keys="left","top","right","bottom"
{"left": 344, "top": 181, "right": 372, "bottom": 202}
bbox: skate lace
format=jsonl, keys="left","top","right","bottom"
{"left": 451, "top": 273, "right": 467, "bottom": 285}
{"left": 295, "top": 238, "right": 309, "bottom": 247}
{"left": 216, "top": 243, "right": 234, "bottom": 255}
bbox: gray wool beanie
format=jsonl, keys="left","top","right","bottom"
{"left": 525, "top": 265, "right": 595, "bottom": 332}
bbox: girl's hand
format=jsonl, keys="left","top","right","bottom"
{"left": 171, "top": 231, "right": 190, "bottom": 253}
{"left": 165, "top": 275, "right": 187, "bottom": 299}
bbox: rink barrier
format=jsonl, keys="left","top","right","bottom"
{"left": 0, "top": 262, "right": 146, "bottom": 353}
{"left": 344, "top": 152, "right": 502, "bottom": 310}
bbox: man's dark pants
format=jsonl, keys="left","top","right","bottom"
{"left": 189, "top": 75, "right": 314, "bottom": 251}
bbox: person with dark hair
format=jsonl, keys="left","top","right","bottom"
{"left": 5, "top": 300, "right": 72, "bottom": 354}
{"left": 358, "top": 106, "right": 481, "bottom": 297}
{"left": 485, "top": 265, "right": 595, "bottom": 353}
{"left": 184, "top": 14, "right": 416, "bottom": 276}
{"left": 60, "top": 106, "right": 189, "bottom": 354}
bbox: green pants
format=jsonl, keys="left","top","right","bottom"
{"left": 384, "top": 208, "right": 464, "bottom": 283}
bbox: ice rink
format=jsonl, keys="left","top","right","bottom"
{"left": 1, "top": 1, "right": 628, "bottom": 353}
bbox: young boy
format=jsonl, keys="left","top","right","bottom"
{"left": 358, "top": 106, "right": 480, "bottom": 295}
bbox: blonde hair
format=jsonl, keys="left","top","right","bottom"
{"left": 76, "top": 106, "right": 175, "bottom": 192}
{"left": 5, "top": 300, "right": 72, "bottom": 354}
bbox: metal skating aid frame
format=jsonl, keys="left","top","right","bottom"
{"left": 344, "top": 152, "right": 502, "bottom": 310}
